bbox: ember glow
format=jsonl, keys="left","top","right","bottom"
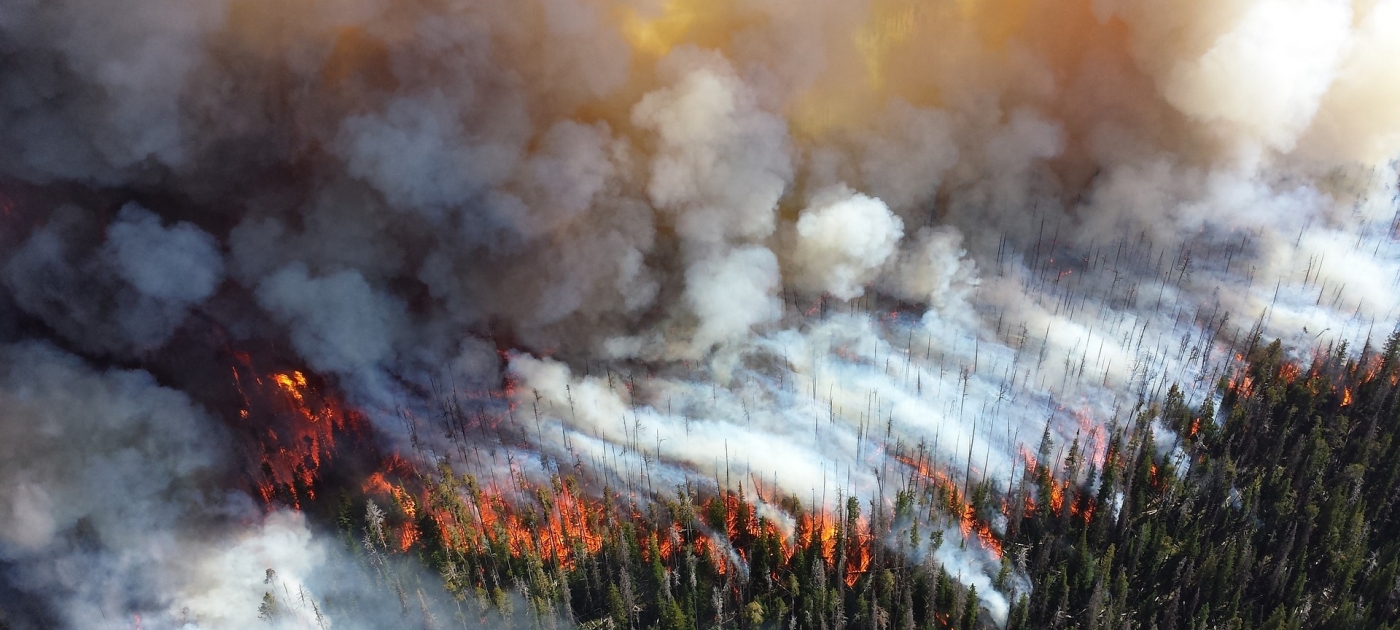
{"left": 229, "top": 354, "right": 368, "bottom": 509}
{"left": 2, "top": 0, "right": 1400, "bottom": 628}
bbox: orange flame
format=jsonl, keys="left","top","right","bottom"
{"left": 844, "top": 518, "right": 872, "bottom": 587}
{"left": 229, "top": 354, "right": 366, "bottom": 511}
{"left": 1238, "top": 375, "right": 1253, "bottom": 397}
{"left": 975, "top": 522, "right": 1002, "bottom": 559}
{"left": 895, "top": 453, "right": 1003, "bottom": 560}
{"left": 798, "top": 512, "right": 840, "bottom": 566}
{"left": 694, "top": 535, "right": 729, "bottom": 575}
{"left": 410, "top": 474, "right": 608, "bottom": 569}
{"left": 363, "top": 471, "right": 393, "bottom": 495}
{"left": 398, "top": 522, "right": 421, "bottom": 551}
{"left": 725, "top": 493, "right": 740, "bottom": 541}
{"left": 1049, "top": 481, "right": 1065, "bottom": 516}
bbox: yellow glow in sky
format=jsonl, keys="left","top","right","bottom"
{"left": 620, "top": 0, "right": 716, "bottom": 58}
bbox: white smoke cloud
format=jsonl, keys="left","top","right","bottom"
{"left": 791, "top": 185, "right": 904, "bottom": 300}
{"left": 0, "top": 340, "right": 239, "bottom": 626}
{"left": 2, "top": 0, "right": 1400, "bottom": 625}
{"left": 685, "top": 246, "right": 784, "bottom": 351}
{"left": 886, "top": 225, "right": 979, "bottom": 318}
{"left": 177, "top": 511, "right": 328, "bottom": 630}
{"left": 513, "top": 120, "right": 622, "bottom": 237}
{"left": 1299, "top": 0, "right": 1400, "bottom": 162}
{"left": 632, "top": 47, "right": 792, "bottom": 250}
{"left": 1163, "top": 0, "right": 1353, "bottom": 156}
{"left": 858, "top": 101, "right": 961, "bottom": 213}
{"left": 0, "top": 340, "right": 498, "bottom": 629}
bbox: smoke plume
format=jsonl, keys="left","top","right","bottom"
{"left": 2, "top": 0, "right": 1400, "bottom": 626}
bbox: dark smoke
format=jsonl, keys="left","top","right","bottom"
{"left": 1, "top": 0, "right": 1399, "bottom": 626}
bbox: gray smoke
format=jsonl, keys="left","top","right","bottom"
{"left": 2, "top": 0, "right": 1400, "bottom": 626}
{"left": 4, "top": 202, "right": 223, "bottom": 354}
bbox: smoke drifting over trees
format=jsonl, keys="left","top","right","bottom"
{"left": 1, "top": 0, "right": 1400, "bottom": 627}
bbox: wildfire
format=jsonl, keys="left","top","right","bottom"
{"left": 398, "top": 471, "right": 613, "bottom": 571}
{"left": 272, "top": 371, "right": 308, "bottom": 402}
{"left": 896, "top": 454, "right": 1003, "bottom": 560}
{"left": 658, "top": 523, "right": 683, "bottom": 561}
{"left": 844, "top": 518, "right": 872, "bottom": 587}
{"left": 1019, "top": 446, "right": 1039, "bottom": 475}
{"left": 363, "top": 471, "right": 393, "bottom": 495}
{"left": 1231, "top": 374, "right": 1254, "bottom": 399}
{"left": 237, "top": 356, "right": 1001, "bottom": 600}
{"left": 799, "top": 512, "right": 841, "bottom": 566}
{"left": 398, "top": 522, "right": 421, "bottom": 551}
{"left": 1341, "top": 387, "right": 1353, "bottom": 407}
{"left": 1353, "top": 354, "right": 1382, "bottom": 384}
{"left": 725, "top": 493, "right": 740, "bottom": 540}
{"left": 1074, "top": 409, "right": 1107, "bottom": 469}
{"left": 228, "top": 352, "right": 366, "bottom": 511}
{"left": 974, "top": 522, "right": 1003, "bottom": 559}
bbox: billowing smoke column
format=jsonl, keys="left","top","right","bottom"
{"left": 2, "top": 0, "right": 1400, "bottom": 627}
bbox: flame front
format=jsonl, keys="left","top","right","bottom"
{"left": 229, "top": 353, "right": 367, "bottom": 510}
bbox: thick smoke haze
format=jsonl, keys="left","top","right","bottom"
{"left": 1, "top": 0, "right": 1400, "bottom": 626}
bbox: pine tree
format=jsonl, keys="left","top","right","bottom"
{"left": 959, "top": 586, "right": 978, "bottom": 630}
{"left": 258, "top": 592, "right": 281, "bottom": 622}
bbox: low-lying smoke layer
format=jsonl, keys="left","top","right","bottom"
{"left": 2, "top": 0, "right": 1400, "bottom": 627}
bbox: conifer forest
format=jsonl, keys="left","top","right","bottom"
{"left": 2, "top": 0, "right": 1400, "bottom": 628}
